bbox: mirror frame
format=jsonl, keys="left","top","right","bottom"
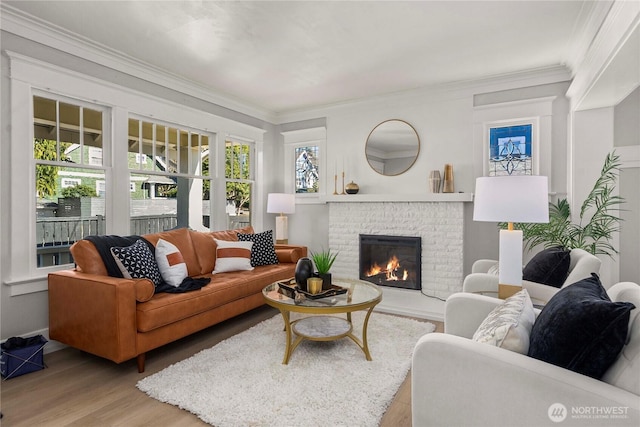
{"left": 365, "top": 119, "right": 420, "bottom": 176}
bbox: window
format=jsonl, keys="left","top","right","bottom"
{"left": 295, "top": 146, "right": 319, "bottom": 193}
{"left": 225, "top": 139, "right": 254, "bottom": 229}
{"left": 488, "top": 124, "right": 533, "bottom": 176}
{"left": 33, "top": 95, "right": 107, "bottom": 268}
{"left": 282, "top": 127, "right": 327, "bottom": 200}
{"left": 127, "top": 117, "right": 213, "bottom": 233}
{"left": 8, "top": 52, "right": 266, "bottom": 294}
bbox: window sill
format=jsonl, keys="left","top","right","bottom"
{"left": 4, "top": 276, "right": 49, "bottom": 296}
{"left": 4, "top": 264, "right": 73, "bottom": 296}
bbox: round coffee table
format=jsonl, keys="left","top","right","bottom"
{"left": 262, "top": 278, "right": 382, "bottom": 364}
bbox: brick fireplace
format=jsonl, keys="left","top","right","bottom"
{"left": 328, "top": 197, "right": 468, "bottom": 305}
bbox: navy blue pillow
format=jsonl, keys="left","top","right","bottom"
{"left": 523, "top": 246, "right": 571, "bottom": 288}
{"left": 528, "top": 273, "right": 635, "bottom": 379}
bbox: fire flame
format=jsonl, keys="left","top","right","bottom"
{"left": 365, "top": 255, "right": 409, "bottom": 281}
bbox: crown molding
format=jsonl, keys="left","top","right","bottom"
{"left": 276, "top": 65, "right": 571, "bottom": 124}
{"left": 563, "top": 0, "right": 614, "bottom": 77}
{"left": 0, "top": 4, "right": 278, "bottom": 124}
{"left": 567, "top": 0, "right": 640, "bottom": 110}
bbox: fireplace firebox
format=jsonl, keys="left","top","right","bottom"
{"left": 359, "top": 234, "right": 421, "bottom": 290}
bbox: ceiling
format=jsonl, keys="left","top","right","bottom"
{"left": 4, "top": 1, "right": 603, "bottom": 114}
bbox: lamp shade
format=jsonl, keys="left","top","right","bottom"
{"left": 473, "top": 175, "right": 549, "bottom": 223}
{"left": 267, "top": 193, "right": 295, "bottom": 214}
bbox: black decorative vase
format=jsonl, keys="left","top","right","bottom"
{"left": 294, "top": 257, "right": 314, "bottom": 291}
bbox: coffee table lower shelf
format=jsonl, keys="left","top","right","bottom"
{"left": 280, "top": 312, "right": 374, "bottom": 364}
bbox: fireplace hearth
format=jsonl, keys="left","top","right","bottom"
{"left": 359, "top": 234, "right": 421, "bottom": 290}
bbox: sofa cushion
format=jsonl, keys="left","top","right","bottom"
{"left": 212, "top": 239, "right": 254, "bottom": 273}
{"left": 472, "top": 289, "right": 535, "bottom": 354}
{"left": 275, "top": 245, "right": 306, "bottom": 263}
{"left": 143, "top": 228, "right": 201, "bottom": 277}
{"left": 136, "top": 263, "right": 296, "bottom": 332}
{"left": 191, "top": 226, "right": 254, "bottom": 275}
{"left": 155, "top": 239, "right": 188, "bottom": 287}
{"left": 528, "top": 273, "right": 635, "bottom": 379}
{"left": 238, "top": 230, "right": 279, "bottom": 267}
{"left": 110, "top": 239, "right": 162, "bottom": 286}
{"left": 523, "top": 246, "right": 571, "bottom": 288}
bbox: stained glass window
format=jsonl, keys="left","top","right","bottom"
{"left": 295, "top": 146, "right": 319, "bottom": 193}
{"left": 488, "top": 124, "right": 532, "bottom": 176}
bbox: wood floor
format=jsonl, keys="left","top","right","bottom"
{"left": 1, "top": 306, "right": 443, "bottom": 426}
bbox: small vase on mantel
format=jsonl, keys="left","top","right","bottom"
{"left": 428, "top": 170, "right": 441, "bottom": 193}
{"left": 442, "top": 164, "right": 454, "bottom": 193}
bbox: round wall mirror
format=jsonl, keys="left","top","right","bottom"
{"left": 365, "top": 119, "right": 420, "bottom": 176}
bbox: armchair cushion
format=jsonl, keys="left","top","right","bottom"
{"left": 522, "top": 246, "right": 571, "bottom": 288}
{"left": 472, "top": 289, "right": 535, "bottom": 354}
{"left": 528, "top": 273, "right": 635, "bottom": 379}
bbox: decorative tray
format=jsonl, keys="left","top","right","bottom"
{"left": 277, "top": 281, "right": 348, "bottom": 300}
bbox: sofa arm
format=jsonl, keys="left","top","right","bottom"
{"left": 412, "top": 333, "right": 640, "bottom": 427}
{"left": 275, "top": 245, "right": 308, "bottom": 263}
{"left": 48, "top": 270, "right": 144, "bottom": 364}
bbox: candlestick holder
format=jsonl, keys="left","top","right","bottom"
{"left": 333, "top": 174, "right": 339, "bottom": 195}
{"left": 340, "top": 171, "right": 346, "bottom": 195}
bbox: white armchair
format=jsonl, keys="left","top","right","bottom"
{"left": 463, "top": 248, "right": 601, "bottom": 305}
{"left": 412, "top": 282, "right": 640, "bottom": 427}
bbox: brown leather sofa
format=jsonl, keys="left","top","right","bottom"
{"left": 48, "top": 226, "right": 306, "bottom": 372}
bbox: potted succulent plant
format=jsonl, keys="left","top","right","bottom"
{"left": 311, "top": 248, "right": 338, "bottom": 288}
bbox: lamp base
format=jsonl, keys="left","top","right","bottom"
{"left": 276, "top": 239, "right": 288, "bottom": 244}
{"left": 498, "top": 284, "right": 522, "bottom": 299}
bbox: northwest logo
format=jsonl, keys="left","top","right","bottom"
{"left": 548, "top": 403, "right": 567, "bottom": 423}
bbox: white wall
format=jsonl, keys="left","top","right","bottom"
{"left": 615, "top": 88, "right": 640, "bottom": 282}
{"left": 283, "top": 77, "right": 571, "bottom": 263}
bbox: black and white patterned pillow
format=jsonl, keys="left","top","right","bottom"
{"left": 110, "top": 239, "right": 162, "bottom": 286}
{"left": 237, "top": 230, "right": 279, "bottom": 267}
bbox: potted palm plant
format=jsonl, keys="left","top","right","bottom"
{"left": 501, "top": 151, "right": 625, "bottom": 257}
{"left": 311, "top": 248, "right": 338, "bottom": 288}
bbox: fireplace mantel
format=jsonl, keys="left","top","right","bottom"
{"left": 322, "top": 193, "right": 473, "bottom": 203}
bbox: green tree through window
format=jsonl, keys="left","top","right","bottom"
{"left": 34, "top": 138, "right": 70, "bottom": 198}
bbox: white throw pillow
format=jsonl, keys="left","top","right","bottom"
{"left": 212, "top": 239, "right": 254, "bottom": 273}
{"left": 155, "top": 238, "right": 188, "bottom": 287}
{"left": 472, "top": 289, "right": 536, "bottom": 354}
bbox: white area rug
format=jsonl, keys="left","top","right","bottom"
{"left": 137, "top": 312, "right": 434, "bottom": 427}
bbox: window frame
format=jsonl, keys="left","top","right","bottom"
{"left": 224, "top": 137, "right": 256, "bottom": 229}
{"left": 127, "top": 115, "right": 216, "bottom": 232}
{"left": 6, "top": 52, "right": 265, "bottom": 295}
{"left": 473, "top": 97, "right": 554, "bottom": 181}
{"left": 282, "top": 127, "right": 327, "bottom": 204}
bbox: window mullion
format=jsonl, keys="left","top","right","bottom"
{"left": 79, "top": 107, "right": 84, "bottom": 165}
{"left": 55, "top": 100, "right": 61, "bottom": 161}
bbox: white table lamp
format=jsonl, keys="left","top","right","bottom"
{"left": 267, "top": 193, "right": 296, "bottom": 244}
{"left": 473, "top": 175, "right": 549, "bottom": 298}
